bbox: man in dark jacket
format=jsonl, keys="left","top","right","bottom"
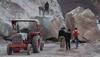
{"left": 58, "top": 27, "right": 66, "bottom": 48}
{"left": 64, "top": 29, "right": 71, "bottom": 50}
{"left": 58, "top": 27, "right": 65, "bottom": 37}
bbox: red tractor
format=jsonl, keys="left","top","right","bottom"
{"left": 7, "top": 19, "right": 44, "bottom": 55}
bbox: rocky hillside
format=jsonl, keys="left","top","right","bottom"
{"left": 0, "top": 0, "right": 64, "bottom": 38}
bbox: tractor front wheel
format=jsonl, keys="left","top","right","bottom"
{"left": 7, "top": 46, "right": 12, "bottom": 55}
{"left": 27, "top": 44, "right": 32, "bottom": 55}
{"left": 40, "top": 43, "right": 44, "bottom": 51}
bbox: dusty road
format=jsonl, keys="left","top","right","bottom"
{"left": 0, "top": 41, "right": 100, "bottom": 57}
{"left": 0, "top": 42, "right": 78, "bottom": 57}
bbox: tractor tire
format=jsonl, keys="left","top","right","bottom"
{"left": 40, "top": 43, "right": 44, "bottom": 51}
{"left": 27, "top": 44, "right": 32, "bottom": 55}
{"left": 7, "top": 46, "right": 12, "bottom": 55}
{"left": 32, "top": 40, "right": 40, "bottom": 53}
{"left": 33, "top": 47, "right": 40, "bottom": 53}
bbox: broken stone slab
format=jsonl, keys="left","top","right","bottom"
{"left": 67, "top": 6, "right": 85, "bottom": 16}
{"left": 0, "top": 19, "right": 12, "bottom": 37}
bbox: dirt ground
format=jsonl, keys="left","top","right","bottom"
{"left": 0, "top": 40, "right": 100, "bottom": 57}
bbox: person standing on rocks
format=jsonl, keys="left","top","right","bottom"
{"left": 44, "top": 2, "right": 49, "bottom": 15}
{"left": 64, "top": 29, "right": 71, "bottom": 50}
{"left": 72, "top": 28, "right": 80, "bottom": 49}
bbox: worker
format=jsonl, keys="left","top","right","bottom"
{"left": 64, "top": 29, "right": 71, "bottom": 50}
{"left": 72, "top": 28, "right": 80, "bottom": 49}
{"left": 44, "top": 2, "right": 49, "bottom": 15}
{"left": 58, "top": 27, "right": 66, "bottom": 48}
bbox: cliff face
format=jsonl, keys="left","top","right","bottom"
{"left": 0, "top": 0, "right": 64, "bottom": 37}
{"left": 57, "top": 0, "right": 100, "bottom": 17}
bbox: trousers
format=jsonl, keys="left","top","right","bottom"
{"left": 74, "top": 37, "right": 79, "bottom": 48}
{"left": 65, "top": 39, "right": 70, "bottom": 50}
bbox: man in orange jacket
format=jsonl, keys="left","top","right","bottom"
{"left": 72, "top": 28, "right": 80, "bottom": 49}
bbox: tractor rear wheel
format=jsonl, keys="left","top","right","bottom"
{"left": 33, "top": 39, "right": 40, "bottom": 53}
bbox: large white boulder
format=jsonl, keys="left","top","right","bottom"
{"left": 65, "top": 7, "right": 100, "bottom": 41}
